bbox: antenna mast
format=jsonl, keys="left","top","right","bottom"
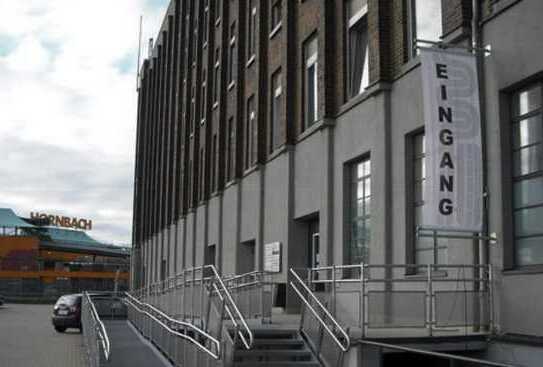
{"left": 136, "top": 15, "right": 143, "bottom": 90}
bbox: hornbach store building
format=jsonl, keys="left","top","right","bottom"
{"left": 0, "top": 208, "right": 130, "bottom": 300}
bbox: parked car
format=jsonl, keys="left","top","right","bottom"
{"left": 51, "top": 294, "right": 82, "bottom": 332}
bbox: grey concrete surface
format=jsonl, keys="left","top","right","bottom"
{"left": 0, "top": 303, "right": 85, "bottom": 367}
{"left": 103, "top": 320, "right": 170, "bottom": 367}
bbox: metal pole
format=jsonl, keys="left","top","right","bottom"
{"left": 360, "top": 263, "right": 365, "bottom": 336}
{"left": 427, "top": 264, "right": 433, "bottom": 336}
{"left": 332, "top": 265, "right": 336, "bottom": 316}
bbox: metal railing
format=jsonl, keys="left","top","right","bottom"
{"left": 124, "top": 292, "right": 221, "bottom": 364}
{"left": 129, "top": 265, "right": 255, "bottom": 366}
{"left": 305, "top": 263, "right": 493, "bottom": 338}
{"left": 222, "top": 270, "right": 275, "bottom": 323}
{"left": 290, "top": 268, "right": 351, "bottom": 367}
{"left": 82, "top": 292, "right": 111, "bottom": 367}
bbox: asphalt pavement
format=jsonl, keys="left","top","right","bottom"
{"left": 0, "top": 303, "right": 86, "bottom": 367}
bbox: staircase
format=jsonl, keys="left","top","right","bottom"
{"left": 232, "top": 328, "right": 320, "bottom": 367}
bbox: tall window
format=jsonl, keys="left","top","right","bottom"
{"left": 304, "top": 34, "right": 318, "bottom": 130}
{"left": 201, "top": 70, "right": 207, "bottom": 123}
{"left": 271, "top": 0, "right": 282, "bottom": 32}
{"left": 199, "top": 148, "right": 205, "bottom": 201}
{"left": 411, "top": 133, "right": 447, "bottom": 265}
{"left": 211, "top": 134, "right": 217, "bottom": 192}
{"left": 407, "top": 0, "right": 443, "bottom": 57}
{"left": 246, "top": 96, "right": 256, "bottom": 169}
{"left": 349, "top": 158, "right": 371, "bottom": 264}
{"left": 248, "top": 0, "right": 257, "bottom": 60}
{"left": 213, "top": 48, "right": 220, "bottom": 105}
{"left": 227, "top": 117, "right": 234, "bottom": 181}
{"left": 190, "top": 85, "right": 196, "bottom": 134}
{"left": 270, "top": 69, "right": 282, "bottom": 152}
{"left": 228, "top": 22, "right": 236, "bottom": 85}
{"left": 346, "top": 0, "right": 369, "bottom": 98}
{"left": 215, "top": 0, "right": 221, "bottom": 22}
{"left": 203, "top": 0, "right": 209, "bottom": 45}
{"left": 511, "top": 83, "right": 543, "bottom": 266}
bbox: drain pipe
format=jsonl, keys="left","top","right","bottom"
{"left": 472, "top": 0, "right": 492, "bottom": 331}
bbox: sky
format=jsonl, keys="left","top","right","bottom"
{"left": 0, "top": 0, "right": 170, "bottom": 245}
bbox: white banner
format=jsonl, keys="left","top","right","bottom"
{"left": 420, "top": 48, "right": 483, "bottom": 232}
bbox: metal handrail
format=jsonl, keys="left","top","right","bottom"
{"left": 289, "top": 268, "right": 350, "bottom": 352}
{"left": 133, "top": 264, "right": 254, "bottom": 350}
{"left": 356, "top": 339, "right": 518, "bottom": 367}
{"left": 84, "top": 292, "right": 111, "bottom": 361}
{"left": 202, "top": 265, "right": 254, "bottom": 349}
{"left": 123, "top": 292, "right": 221, "bottom": 359}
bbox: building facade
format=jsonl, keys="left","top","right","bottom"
{"left": 132, "top": 0, "right": 543, "bottom": 365}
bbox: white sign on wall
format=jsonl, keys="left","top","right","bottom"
{"left": 264, "top": 242, "right": 281, "bottom": 273}
{"left": 420, "top": 48, "right": 483, "bottom": 232}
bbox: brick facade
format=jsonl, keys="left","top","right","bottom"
{"left": 133, "top": 0, "right": 476, "bottom": 248}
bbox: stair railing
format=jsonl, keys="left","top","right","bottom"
{"left": 289, "top": 268, "right": 350, "bottom": 356}
{"left": 204, "top": 265, "right": 254, "bottom": 350}
{"left": 124, "top": 291, "right": 221, "bottom": 360}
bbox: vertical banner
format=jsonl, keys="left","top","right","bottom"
{"left": 420, "top": 48, "right": 483, "bottom": 232}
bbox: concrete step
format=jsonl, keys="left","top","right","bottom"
{"left": 235, "top": 362, "right": 320, "bottom": 367}
{"left": 252, "top": 338, "right": 305, "bottom": 349}
{"left": 234, "top": 349, "right": 313, "bottom": 361}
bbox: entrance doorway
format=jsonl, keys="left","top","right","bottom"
{"left": 308, "top": 219, "right": 320, "bottom": 269}
{"left": 237, "top": 240, "right": 255, "bottom": 275}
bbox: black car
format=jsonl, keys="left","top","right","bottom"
{"left": 0, "top": 294, "right": 4, "bottom": 306}
{"left": 52, "top": 294, "right": 82, "bottom": 332}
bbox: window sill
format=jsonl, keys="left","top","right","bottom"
{"left": 296, "top": 118, "right": 334, "bottom": 144}
{"left": 503, "top": 266, "right": 543, "bottom": 276}
{"left": 224, "top": 179, "right": 239, "bottom": 190}
{"left": 243, "top": 164, "right": 260, "bottom": 178}
{"left": 269, "top": 23, "right": 282, "bottom": 39}
{"left": 228, "top": 81, "right": 236, "bottom": 91}
{"left": 267, "top": 144, "right": 290, "bottom": 163}
{"left": 246, "top": 55, "right": 256, "bottom": 68}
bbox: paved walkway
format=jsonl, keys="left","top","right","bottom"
{"left": 0, "top": 303, "right": 85, "bottom": 367}
{"left": 103, "top": 320, "right": 170, "bottom": 367}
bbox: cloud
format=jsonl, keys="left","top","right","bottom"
{"left": 0, "top": 0, "right": 170, "bottom": 244}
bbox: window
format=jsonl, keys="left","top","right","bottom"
{"left": 211, "top": 134, "right": 217, "bottom": 192}
{"left": 303, "top": 34, "right": 318, "bottom": 130}
{"left": 199, "top": 148, "right": 205, "bottom": 201}
{"left": 246, "top": 96, "right": 256, "bottom": 169}
{"left": 190, "top": 85, "right": 196, "bottom": 134}
{"left": 213, "top": 48, "right": 220, "bottom": 105}
{"left": 248, "top": 0, "right": 257, "bottom": 60}
{"left": 271, "top": 0, "right": 282, "bottom": 32}
{"left": 203, "top": 0, "right": 209, "bottom": 45}
{"left": 346, "top": 0, "right": 369, "bottom": 98}
{"left": 270, "top": 69, "right": 282, "bottom": 152}
{"left": 511, "top": 83, "right": 543, "bottom": 266}
{"left": 201, "top": 70, "right": 207, "bottom": 122}
{"left": 227, "top": 117, "right": 235, "bottom": 181}
{"left": 407, "top": 0, "right": 443, "bottom": 57}
{"left": 411, "top": 133, "right": 447, "bottom": 265}
{"left": 348, "top": 158, "right": 371, "bottom": 264}
{"left": 215, "top": 0, "right": 221, "bottom": 22}
{"left": 228, "top": 22, "right": 236, "bottom": 85}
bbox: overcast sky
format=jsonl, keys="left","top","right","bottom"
{"left": 0, "top": 0, "right": 169, "bottom": 245}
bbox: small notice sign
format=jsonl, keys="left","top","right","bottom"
{"left": 264, "top": 242, "right": 281, "bottom": 273}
